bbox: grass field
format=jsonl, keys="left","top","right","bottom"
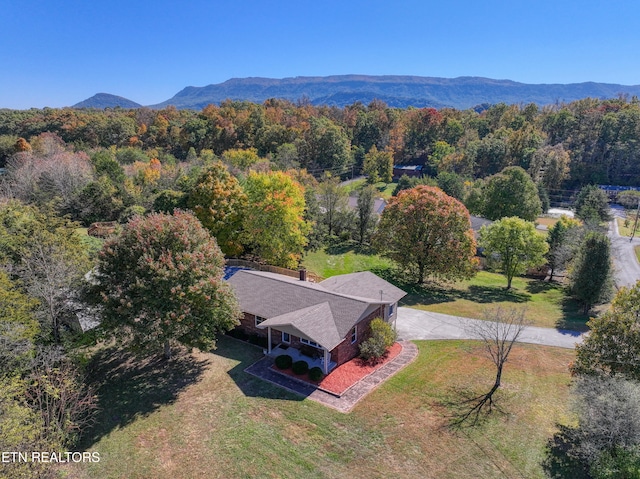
{"left": 64, "top": 338, "right": 575, "bottom": 479}
{"left": 617, "top": 217, "right": 639, "bottom": 237}
{"left": 342, "top": 178, "right": 397, "bottom": 199}
{"left": 303, "top": 245, "right": 589, "bottom": 330}
{"left": 302, "top": 243, "right": 394, "bottom": 278}
{"left": 399, "top": 271, "right": 591, "bottom": 331}
{"left": 535, "top": 217, "right": 559, "bottom": 229}
{"left": 635, "top": 245, "right": 640, "bottom": 263}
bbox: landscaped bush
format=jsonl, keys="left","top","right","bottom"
{"left": 292, "top": 360, "right": 309, "bottom": 375}
{"left": 359, "top": 317, "right": 397, "bottom": 364}
{"left": 275, "top": 354, "right": 293, "bottom": 369}
{"left": 308, "top": 367, "right": 324, "bottom": 381}
{"left": 247, "top": 334, "right": 268, "bottom": 348}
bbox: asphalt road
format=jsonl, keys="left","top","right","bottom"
{"left": 608, "top": 208, "right": 640, "bottom": 288}
{"left": 395, "top": 307, "right": 585, "bottom": 349}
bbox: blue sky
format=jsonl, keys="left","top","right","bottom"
{"left": 2, "top": 0, "right": 640, "bottom": 109}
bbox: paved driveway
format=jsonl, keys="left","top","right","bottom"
{"left": 396, "top": 307, "right": 585, "bottom": 349}
{"left": 608, "top": 213, "right": 640, "bottom": 288}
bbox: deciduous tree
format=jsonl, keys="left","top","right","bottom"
{"left": 356, "top": 184, "right": 377, "bottom": 245}
{"left": 574, "top": 185, "right": 611, "bottom": 223}
{"left": 572, "top": 282, "right": 640, "bottom": 379}
{"left": 374, "top": 185, "right": 477, "bottom": 284}
{"left": 242, "top": 171, "right": 310, "bottom": 268}
{"left": 187, "top": 161, "right": 247, "bottom": 256}
{"left": 95, "top": 210, "right": 241, "bottom": 359}
{"left": 316, "top": 173, "right": 348, "bottom": 238}
{"left": 479, "top": 216, "right": 548, "bottom": 289}
{"left": 477, "top": 166, "right": 542, "bottom": 221}
{"left": 457, "top": 307, "right": 529, "bottom": 424}
{"left": 546, "top": 215, "right": 582, "bottom": 281}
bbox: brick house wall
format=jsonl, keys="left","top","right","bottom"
{"left": 236, "top": 305, "right": 388, "bottom": 367}
{"left": 237, "top": 313, "right": 283, "bottom": 346}
{"left": 330, "top": 305, "right": 385, "bottom": 366}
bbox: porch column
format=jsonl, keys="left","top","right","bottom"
{"left": 267, "top": 327, "right": 272, "bottom": 354}
{"left": 323, "top": 348, "right": 329, "bottom": 375}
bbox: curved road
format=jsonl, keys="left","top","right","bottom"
{"left": 396, "top": 308, "right": 585, "bottom": 349}
{"left": 608, "top": 208, "right": 640, "bottom": 289}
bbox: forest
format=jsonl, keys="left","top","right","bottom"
{"left": 1, "top": 95, "right": 639, "bottom": 189}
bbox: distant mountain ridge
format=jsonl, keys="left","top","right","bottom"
{"left": 75, "top": 75, "right": 640, "bottom": 110}
{"left": 73, "top": 93, "right": 141, "bottom": 109}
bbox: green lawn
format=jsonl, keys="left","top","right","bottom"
{"left": 303, "top": 245, "right": 589, "bottom": 330}
{"left": 342, "top": 178, "right": 397, "bottom": 199}
{"left": 635, "top": 245, "right": 640, "bottom": 263}
{"left": 399, "top": 271, "right": 591, "bottom": 331}
{"left": 302, "top": 243, "right": 394, "bottom": 278}
{"left": 616, "top": 217, "right": 638, "bottom": 237}
{"left": 64, "top": 338, "right": 575, "bottom": 479}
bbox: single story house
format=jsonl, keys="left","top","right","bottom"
{"left": 227, "top": 270, "right": 406, "bottom": 374}
{"left": 392, "top": 164, "right": 423, "bottom": 180}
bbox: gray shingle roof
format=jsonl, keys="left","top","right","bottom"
{"left": 227, "top": 270, "right": 405, "bottom": 349}
{"left": 320, "top": 271, "right": 406, "bottom": 304}
{"left": 258, "top": 303, "right": 343, "bottom": 350}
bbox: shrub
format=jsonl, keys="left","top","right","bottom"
{"left": 275, "top": 354, "right": 293, "bottom": 370}
{"left": 359, "top": 317, "right": 397, "bottom": 363}
{"left": 308, "top": 367, "right": 324, "bottom": 381}
{"left": 292, "top": 360, "right": 309, "bottom": 375}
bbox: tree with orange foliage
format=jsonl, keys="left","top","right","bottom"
{"left": 374, "top": 185, "right": 477, "bottom": 284}
{"left": 187, "top": 161, "right": 247, "bottom": 256}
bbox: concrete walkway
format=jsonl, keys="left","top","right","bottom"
{"left": 396, "top": 307, "right": 585, "bottom": 349}
{"left": 245, "top": 341, "right": 418, "bottom": 413}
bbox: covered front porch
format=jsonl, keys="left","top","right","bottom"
{"left": 266, "top": 341, "right": 337, "bottom": 374}
{"left": 257, "top": 302, "right": 343, "bottom": 375}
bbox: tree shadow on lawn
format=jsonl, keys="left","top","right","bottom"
{"left": 439, "top": 385, "right": 510, "bottom": 428}
{"left": 79, "top": 346, "right": 210, "bottom": 449}
{"left": 325, "top": 241, "right": 376, "bottom": 256}
{"left": 371, "top": 268, "right": 532, "bottom": 307}
{"left": 542, "top": 425, "right": 590, "bottom": 479}
{"left": 557, "top": 297, "right": 591, "bottom": 332}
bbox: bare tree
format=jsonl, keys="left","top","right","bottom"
{"left": 457, "top": 307, "right": 530, "bottom": 424}
{"left": 25, "top": 356, "right": 97, "bottom": 447}
{"left": 18, "top": 232, "right": 88, "bottom": 343}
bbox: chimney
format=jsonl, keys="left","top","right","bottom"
{"left": 299, "top": 268, "right": 307, "bottom": 282}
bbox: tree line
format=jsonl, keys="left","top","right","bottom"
{"left": 2, "top": 95, "right": 640, "bottom": 188}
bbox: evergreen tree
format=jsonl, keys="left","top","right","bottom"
{"left": 569, "top": 231, "right": 614, "bottom": 313}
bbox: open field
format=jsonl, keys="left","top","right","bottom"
{"left": 342, "top": 178, "right": 397, "bottom": 199}
{"left": 64, "top": 338, "right": 575, "bottom": 479}
{"left": 617, "top": 217, "right": 638, "bottom": 237}
{"left": 399, "top": 271, "right": 591, "bottom": 331}
{"left": 303, "top": 246, "right": 590, "bottom": 330}
{"left": 302, "top": 243, "right": 394, "bottom": 278}
{"left": 535, "top": 216, "right": 559, "bottom": 229}
{"left": 636, "top": 245, "right": 640, "bottom": 263}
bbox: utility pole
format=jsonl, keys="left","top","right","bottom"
{"left": 631, "top": 197, "right": 640, "bottom": 242}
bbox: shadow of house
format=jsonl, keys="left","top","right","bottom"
{"left": 79, "top": 347, "right": 209, "bottom": 449}
{"left": 214, "top": 336, "right": 307, "bottom": 402}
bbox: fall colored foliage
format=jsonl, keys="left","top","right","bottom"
{"left": 374, "top": 185, "right": 477, "bottom": 284}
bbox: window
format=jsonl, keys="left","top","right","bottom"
{"left": 282, "top": 332, "right": 290, "bottom": 343}
{"left": 388, "top": 303, "right": 395, "bottom": 317}
{"left": 300, "top": 338, "right": 320, "bottom": 348}
{"left": 255, "top": 315, "right": 266, "bottom": 326}
{"left": 350, "top": 326, "right": 357, "bottom": 344}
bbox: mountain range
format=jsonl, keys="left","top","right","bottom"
{"left": 73, "top": 75, "right": 640, "bottom": 110}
